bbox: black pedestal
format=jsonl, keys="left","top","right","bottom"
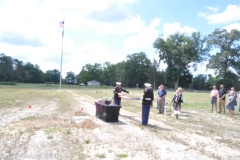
{"left": 95, "top": 102, "right": 121, "bottom": 122}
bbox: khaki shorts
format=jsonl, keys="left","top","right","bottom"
{"left": 211, "top": 97, "right": 217, "bottom": 104}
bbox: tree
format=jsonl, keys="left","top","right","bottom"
{"left": 13, "top": 59, "right": 25, "bottom": 82}
{"left": 65, "top": 71, "right": 76, "bottom": 84}
{"left": 153, "top": 32, "right": 208, "bottom": 89}
{"left": 149, "top": 58, "right": 160, "bottom": 89}
{"left": 178, "top": 69, "right": 193, "bottom": 89}
{"left": 206, "top": 28, "right": 240, "bottom": 84}
{"left": 155, "top": 69, "right": 166, "bottom": 88}
{"left": 44, "top": 69, "right": 60, "bottom": 84}
{"left": 77, "top": 63, "right": 102, "bottom": 83}
{"left": 191, "top": 74, "right": 208, "bottom": 90}
{"left": 101, "top": 62, "right": 116, "bottom": 86}
{"left": 207, "top": 74, "right": 221, "bottom": 89}
{"left": 24, "top": 62, "right": 44, "bottom": 83}
{"left": 125, "top": 52, "right": 152, "bottom": 88}
{"left": 0, "top": 53, "right": 14, "bottom": 81}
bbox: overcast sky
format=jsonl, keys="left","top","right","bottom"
{"left": 0, "top": 0, "right": 240, "bottom": 77}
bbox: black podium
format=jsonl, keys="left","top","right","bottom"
{"left": 95, "top": 102, "right": 121, "bottom": 122}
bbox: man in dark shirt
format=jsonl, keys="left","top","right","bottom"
{"left": 113, "top": 82, "right": 129, "bottom": 105}
{"left": 218, "top": 84, "right": 227, "bottom": 113}
{"left": 142, "top": 83, "right": 154, "bottom": 126}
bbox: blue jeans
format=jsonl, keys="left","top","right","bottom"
{"left": 142, "top": 105, "right": 150, "bottom": 125}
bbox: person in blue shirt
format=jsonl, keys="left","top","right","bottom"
{"left": 157, "top": 84, "right": 167, "bottom": 114}
{"left": 156, "top": 86, "right": 161, "bottom": 109}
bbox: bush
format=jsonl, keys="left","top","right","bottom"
{"left": 0, "top": 82, "right": 17, "bottom": 85}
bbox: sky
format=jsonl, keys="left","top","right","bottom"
{"left": 0, "top": 0, "right": 240, "bottom": 78}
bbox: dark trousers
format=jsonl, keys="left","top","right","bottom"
{"left": 173, "top": 102, "right": 180, "bottom": 110}
{"left": 142, "top": 105, "right": 150, "bottom": 125}
{"left": 114, "top": 99, "right": 121, "bottom": 105}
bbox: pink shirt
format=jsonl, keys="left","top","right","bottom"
{"left": 210, "top": 89, "right": 218, "bottom": 98}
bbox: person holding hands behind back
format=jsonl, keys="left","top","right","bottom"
{"left": 142, "top": 83, "right": 154, "bottom": 126}
{"left": 218, "top": 84, "right": 227, "bottom": 113}
{"left": 157, "top": 85, "right": 167, "bottom": 114}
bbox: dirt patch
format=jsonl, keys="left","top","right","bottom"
{"left": 15, "top": 117, "right": 72, "bottom": 130}
{"left": 15, "top": 111, "right": 99, "bottom": 131}
{"left": 75, "top": 119, "right": 100, "bottom": 130}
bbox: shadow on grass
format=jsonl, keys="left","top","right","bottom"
{"left": 96, "top": 117, "right": 128, "bottom": 125}
{"left": 120, "top": 115, "right": 172, "bottom": 131}
{"left": 109, "top": 121, "right": 128, "bottom": 125}
{"left": 147, "top": 124, "right": 172, "bottom": 131}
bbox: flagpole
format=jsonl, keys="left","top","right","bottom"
{"left": 59, "top": 19, "right": 64, "bottom": 91}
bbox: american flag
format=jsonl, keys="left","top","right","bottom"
{"left": 59, "top": 21, "right": 64, "bottom": 27}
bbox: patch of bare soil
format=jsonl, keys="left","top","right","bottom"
{"left": 75, "top": 119, "right": 100, "bottom": 130}
{"left": 15, "top": 112, "right": 99, "bottom": 131}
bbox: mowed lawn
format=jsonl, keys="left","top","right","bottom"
{"left": 0, "top": 84, "right": 221, "bottom": 112}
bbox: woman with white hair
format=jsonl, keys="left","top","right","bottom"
{"left": 141, "top": 83, "right": 154, "bottom": 126}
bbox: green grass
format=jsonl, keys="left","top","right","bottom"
{"left": 95, "top": 153, "right": 106, "bottom": 158}
{"left": 44, "top": 128, "right": 57, "bottom": 133}
{"left": 116, "top": 153, "right": 128, "bottom": 158}
{"left": 84, "top": 139, "right": 90, "bottom": 144}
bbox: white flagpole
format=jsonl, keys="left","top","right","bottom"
{"left": 59, "top": 19, "right": 64, "bottom": 91}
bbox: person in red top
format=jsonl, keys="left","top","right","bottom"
{"left": 210, "top": 85, "right": 219, "bottom": 112}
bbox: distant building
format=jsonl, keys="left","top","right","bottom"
{"left": 87, "top": 80, "right": 100, "bottom": 86}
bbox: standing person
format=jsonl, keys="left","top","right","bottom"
{"left": 177, "top": 87, "right": 184, "bottom": 112}
{"left": 227, "top": 91, "right": 235, "bottom": 120}
{"left": 141, "top": 83, "right": 154, "bottom": 126}
{"left": 238, "top": 93, "right": 240, "bottom": 112}
{"left": 171, "top": 89, "right": 182, "bottom": 114}
{"left": 157, "top": 85, "right": 167, "bottom": 114}
{"left": 113, "top": 82, "right": 130, "bottom": 105}
{"left": 229, "top": 87, "right": 237, "bottom": 114}
{"left": 210, "top": 85, "right": 218, "bottom": 111}
{"left": 150, "top": 85, "right": 153, "bottom": 108}
{"left": 156, "top": 86, "right": 161, "bottom": 109}
{"left": 218, "top": 84, "right": 227, "bottom": 113}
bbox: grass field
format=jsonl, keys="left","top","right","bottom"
{"left": 0, "top": 84, "right": 239, "bottom": 159}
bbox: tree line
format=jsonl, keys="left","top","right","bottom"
{"left": 1, "top": 28, "right": 240, "bottom": 90}
{"left": 0, "top": 53, "right": 61, "bottom": 84}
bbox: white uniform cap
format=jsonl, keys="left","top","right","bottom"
{"left": 144, "top": 83, "right": 151, "bottom": 87}
{"left": 116, "top": 82, "right": 121, "bottom": 85}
